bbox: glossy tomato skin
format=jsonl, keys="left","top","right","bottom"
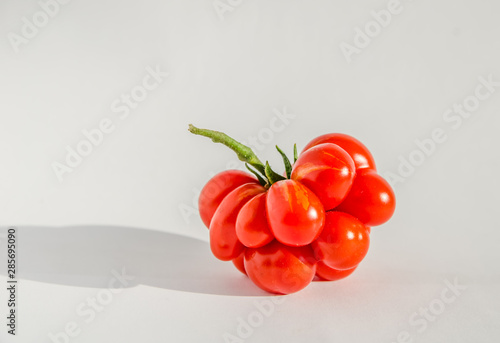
{"left": 244, "top": 241, "right": 316, "bottom": 294}
{"left": 235, "top": 193, "right": 274, "bottom": 248}
{"left": 302, "top": 133, "right": 376, "bottom": 171}
{"left": 336, "top": 170, "right": 396, "bottom": 227}
{"left": 315, "top": 262, "right": 357, "bottom": 281}
{"left": 311, "top": 211, "right": 370, "bottom": 270}
{"left": 266, "top": 180, "right": 325, "bottom": 247}
{"left": 199, "top": 170, "right": 258, "bottom": 228}
{"left": 209, "top": 183, "right": 265, "bottom": 261}
{"left": 291, "top": 143, "right": 356, "bottom": 211}
{"left": 232, "top": 251, "right": 247, "bottom": 275}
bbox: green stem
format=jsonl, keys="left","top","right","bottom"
{"left": 188, "top": 124, "right": 266, "bottom": 175}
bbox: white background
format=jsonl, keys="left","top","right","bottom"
{"left": 1, "top": 0, "right": 499, "bottom": 342}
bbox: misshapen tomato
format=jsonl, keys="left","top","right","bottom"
{"left": 189, "top": 124, "right": 397, "bottom": 295}
{"left": 244, "top": 241, "right": 316, "bottom": 294}
{"left": 315, "top": 262, "right": 357, "bottom": 281}
{"left": 311, "top": 211, "right": 369, "bottom": 270}
{"left": 336, "top": 169, "right": 396, "bottom": 227}
{"left": 303, "top": 133, "right": 376, "bottom": 171}
{"left": 235, "top": 193, "right": 274, "bottom": 248}
{"left": 266, "top": 180, "right": 325, "bottom": 247}
{"left": 209, "top": 183, "right": 265, "bottom": 261}
{"left": 199, "top": 170, "right": 258, "bottom": 228}
{"left": 291, "top": 143, "right": 356, "bottom": 211}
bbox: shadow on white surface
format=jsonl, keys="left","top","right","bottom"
{"left": 1, "top": 226, "right": 269, "bottom": 296}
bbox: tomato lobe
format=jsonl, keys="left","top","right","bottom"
{"left": 244, "top": 241, "right": 316, "bottom": 294}
{"left": 303, "top": 133, "right": 376, "bottom": 171}
{"left": 292, "top": 143, "right": 356, "bottom": 211}
{"left": 315, "top": 262, "right": 357, "bottom": 281}
{"left": 311, "top": 211, "right": 370, "bottom": 270}
{"left": 336, "top": 170, "right": 396, "bottom": 227}
{"left": 235, "top": 193, "right": 274, "bottom": 248}
{"left": 266, "top": 180, "right": 325, "bottom": 247}
{"left": 209, "top": 183, "right": 265, "bottom": 261}
{"left": 199, "top": 170, "right": 258, "bottom": 228}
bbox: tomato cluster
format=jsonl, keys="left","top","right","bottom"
{"left": 191, "top": 126, "right": 395, "bottom": 295}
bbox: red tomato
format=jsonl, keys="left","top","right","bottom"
{"left": 244, "top": 241, "right": 316, "bottom": 294}
{"left": 336, "top": 170, "right": 396, "bottom": 227}
{"left": 266, "top": 180, "right": 325, "bottom": 247}
{"left": 303, "top": 133, "right": 376, "bottom": 171}
{"left": 232, "top": 251, "right": 247, "bottom": 275}
{"left": 311, "top": 211, "right": 369, "bottom": 270}
{"left": 209, "top": 183, "right": 265, "bottom": 261}
{"left": 315, "top": 262, "right": 357, "bottom": 281}
{"left": 199, "top": 170, "right": 258, "bottom": 228}
{"left": 291, "top": 143, "right": 356, "bottom": 211}
{"left": 235, "top": 193, "right": 274, "bottom": 248}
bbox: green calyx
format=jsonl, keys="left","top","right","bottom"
{"left": 188, "top": 124, "right": 297, "bottom": 187}
{"left": 275, "top": 145, "right": 292, "bottom": 179}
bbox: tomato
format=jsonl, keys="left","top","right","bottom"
{"left": 303, "top": 133, "right": 376, "bottom": 171}
{"left": 190, "top": 124, "right": 397, "bottom": 294}
{"left": 311, "top": 211, "right": 369, "bottom": 270}
{"left": 209, "top": 183, "right": 265, "bottom": 261}
{"left": 315, "top": 262, "right": 357, "bottom": 281}
{"left": 235, "top": 193, "right": 274, "bottom": 248}
{"left": 232, "top": 251, "right": 247, "bottom": 275}
{"left": 291, "top": 143, "right": 356, "bottom": 210}
{"left": 266, "top": 180, "right": 325, "bottom": 247}
{"left": 244, "top": 241, "right": 316, "bottom": 294}
{"left": 336, "top": 169, "right": 396, "bottom": 227}
{"left": 199, "top": 170, "right": 258, "bottom": 228}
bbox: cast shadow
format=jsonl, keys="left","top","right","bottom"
{"left": 0, "top": 225, "right": 269, "bottom": 297}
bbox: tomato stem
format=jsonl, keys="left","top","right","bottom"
{"left": 189, "top": 124, "right": 288, "bottom": 186}
{"left": 188, "top": 124, "right": 267, "bottom": 173}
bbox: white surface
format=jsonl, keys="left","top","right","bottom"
{"left": 1, "top": 0, "right": 500, "bottom": 342}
